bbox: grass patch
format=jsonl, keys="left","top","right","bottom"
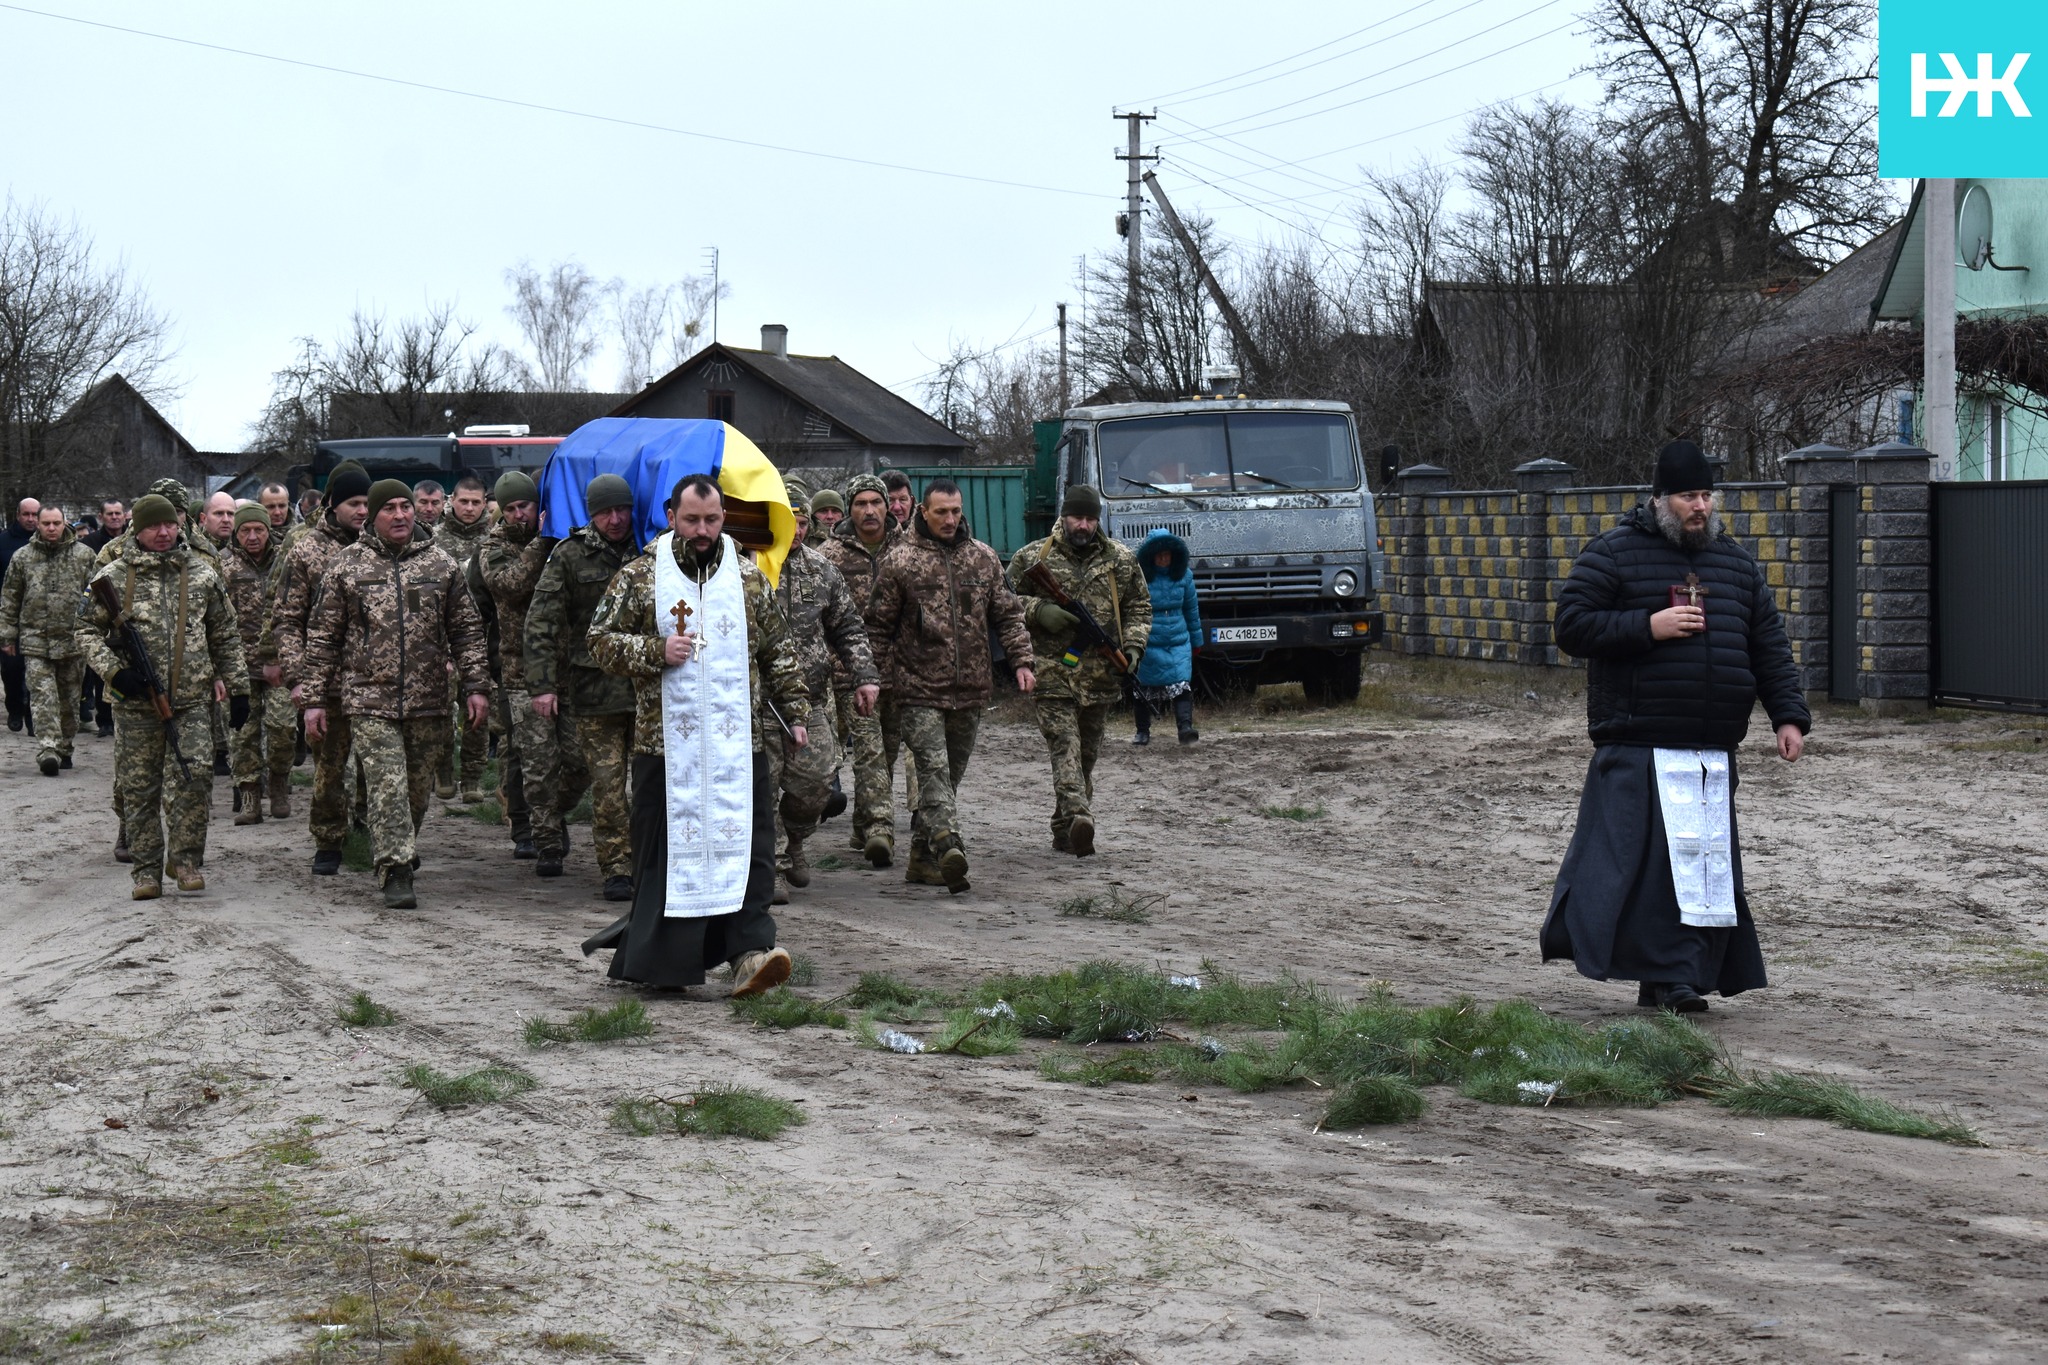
{"left": 338, "top": 991, "right": 398, "bottom": 1028}
{"left": 341, "top": 827, "right": 372, "bottom": 872}
{"left": 1972, "top": 946, "right": 2048, "bottom": 995}
{"left": 523, "top": 998, "right": 654, "bottom": 1048}
{"left": 729, "top": 987, "right": 847, "bottom": 1031}
{"left": 261, "top": 1131, "right": 321, "bottom": 1167}
{"left": 538, "top": 1330, "right": 607, "bottom": 1352}
{"left": 566, "top": 790, "right": 594, "bottom": 824}
{"left": 401, "top": 1064, "right": 536, "bottom": 1109}
{"left": 290, "top": 769, "right": 313, "bottom": 788}
{"left": 993, "top": 965, "right": 1976, "bottom": 1143}
{"left": 1258, "top": 803, "right": 1327, "bottom": 821}
{"left": 1055, "top": 889, "right": 1164, "bottom": 924}
{"left": 394, "top": 1337, "right": 471, "bottom": 1365}
{"left": 463, "top": 799, "right": 505, "bottom": 824}
{"left": 611, "top": 1085, "right": 806, "bottom": 1140}
{"left": 787, "top": 952, "right": 819, "bottom": 987}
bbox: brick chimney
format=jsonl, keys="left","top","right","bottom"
{"left": 760, "top": 324, "right": 788, "bottom": 358}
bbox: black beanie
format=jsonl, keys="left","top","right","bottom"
{"left": 1061, "top": 484, "right": 1103, "bottom": 519}
{"left": 326, "top": 462, "right": 372, "bottom": 505}
{"left": 1652, "top": 440, "right": 1714, "bottom": 495}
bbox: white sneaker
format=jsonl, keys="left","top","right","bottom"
{"left": 731, "top": 948, "right": 792, "bottom": 997}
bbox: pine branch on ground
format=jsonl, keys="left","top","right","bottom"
{"left": 401, "top": 1065, "right": 536, "bottom": 1109}
{"left": 729, "top": 987, "right": 847, "bottom": 1031}
{"left": 524, "top": 999, "right": 654, "bottom": 1048}
{"left": 611, "top": 1085, "right": 805, "bottom": 1140}
{"left": 337, "top": 991, "right": 397, "bottom": 1028}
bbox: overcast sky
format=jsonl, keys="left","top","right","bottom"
{"left": 2, "top": 0, "right": 1609, "bottom": 450}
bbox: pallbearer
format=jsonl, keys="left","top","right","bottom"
{"left": 1541, "top": 441, "right": 1810, "bottom": 1012}
{"left": 583, "top": 475, "right": 810, "bottom": 995}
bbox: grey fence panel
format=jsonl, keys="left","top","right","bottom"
{"left": 1932, "top": 481, "right": 2048, "bottom": 712}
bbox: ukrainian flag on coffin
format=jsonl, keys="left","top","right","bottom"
{"left": 536, "top": 417, "right": 796, "bottom": 586}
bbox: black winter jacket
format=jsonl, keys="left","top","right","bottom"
{"left": 1555, "top": 505, "right": 1809, "bottom": 750}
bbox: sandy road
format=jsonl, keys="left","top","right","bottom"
{"left": 2, "top": 660, "right": 2045, "bottom": 1363}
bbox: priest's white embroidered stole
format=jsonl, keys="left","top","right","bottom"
{"left": 1653, "top": 748, "right": 1736, "bottom": 928}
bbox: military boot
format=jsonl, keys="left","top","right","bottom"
{"left": 114, "top": 830, "right": 131, "bottom": 863}
{"left": 771, "top": 876, "right": 790, "bottom": 906}
{"left": 864, "top": 832, "right": 894, "bottom": 868}
{"left": 786, "top": 837, "right": 811, "bottom": 888}
{"left": 173, "top": 866, "right": 205, "bottom": 893}
{"left": 382, "top": 865, "right": 417, "bottom": 909}
{"left": 269, "top": 771, "right": 292, "bottom": 819}
{"left": 131, "top": 877, "right": 161, "bottom": 901}
{"left": 460, "top": 781, "right": 484, "bottom": 804}
{"left": 234, "top": 783, "right": 264, "bottom": 825}
{"left": 938, "top": 845, "right": 971, "bottom": 895}
{"left": 904, "top": 843, "right": 946, "bottom": 886}
{"left": 1067, "top": 816, "right": 1096, "bottom": 857}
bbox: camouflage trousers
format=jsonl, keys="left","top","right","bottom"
{"left": 897, "top": 705, "right": 979, "bottom": 856}
{"left": 1034, "top": 698, "right": 1109, "bottom": 839}
{"left": 879, "top": 695, "right": 919, "bottom": 838}
{"left": 491, "top": 684, "right": 530, "bottom": 841}
{"left": 307, "top": 710, "right": 354, "bottom": 851}
{"left": 769, "top": 685, "right": 839, "bottom": 870}
{"left": 508, "top": 688, "right": 589, "bottom": 856}
{"left": 834, "top": 687, "right": 892, "bottom": 848}
{"left": 115, "top": 702, "right": 213, "bottom": 883}
{"left": 24, "top": 654, "right": 83, "bottom": 761}
{"left": 231, "top": 681, "right": 296, "bottom": 784}
{"left": 573, "top": 712, "right": 635, "bottom": 879}
{"left": 436, "top": 689, "right": 489, "bottom": 791}
{"left": 354, "top": 715, "right": 449, "bottom": 876}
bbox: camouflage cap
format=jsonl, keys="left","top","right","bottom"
{"left": 146, "top": 477, "right": 192, "bottom": 509}
{"left": 844, "top": 474, "right": 887, "bottom": 504}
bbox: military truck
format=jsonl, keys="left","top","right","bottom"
{"left": 1048, "top": 391, "right": 1385, "bottom": 703}
{"left": 298, "top": 426, "right": 564, "bottom": 496}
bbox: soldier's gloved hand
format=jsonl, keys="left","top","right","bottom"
{"left": 1125, "top": 646, "right": 1144, "bottom": 674}
{"left": 110, "top": 667, "right": 148, "bottom": 700}
{"left": 229, "top": 694, "right": 252, "bottom": 730}
{"left": 1034, "top": 601, "right": 1078, "bottom": 634}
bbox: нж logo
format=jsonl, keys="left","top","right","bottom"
{"left": 1911, "top": 53, "right": 2032, "bottom": 117}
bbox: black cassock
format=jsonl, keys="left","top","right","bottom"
{"left": 582, "top": 751, "right": 778, "bottom": 988}
{"left": 1540, "top": 744, "right": 1767, "bottom": 997}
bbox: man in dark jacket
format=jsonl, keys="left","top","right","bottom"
{"left": 1541, "top": 441, "right": 1809, "bottom": 1012}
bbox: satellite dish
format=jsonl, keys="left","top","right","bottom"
{"left": 1958, "top": 185, "right": 1994, "bottom": 271}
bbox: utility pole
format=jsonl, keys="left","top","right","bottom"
{"left": 1113, "top": 110, "right": 1157, "bottom": 362}
{"left": 1143, "top": 170, "right": 1270, "bottom": 388}
{"left": 1057, "top": 302, "right": 1070, "bottom": 413}
{"left": 703, "top": 246, "right": 721, "bottom": 344}
{"left": 1922, "top": 179, "right": 1957, "bottom": 477}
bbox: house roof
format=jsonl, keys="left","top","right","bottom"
{"left": 66, "top": 374, "right": 197, "bottom": 456}
{"left": 1718, "top": 222, "right": 1903, "bottom": 366}
{"left": 1872, "top": 181, "right": 1928, "bottom": 322}
{"left": 618, "top": 343, "right": 968, "bottom": 451}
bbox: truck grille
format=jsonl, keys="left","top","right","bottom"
{"left": 1113, "top": 519, "right": 1193, "bottom": 542}
{"left": 1194, "top": 565, "right": 1324, "bottom": 601}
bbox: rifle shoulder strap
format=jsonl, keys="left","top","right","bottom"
{"left": 171, "top": 559, "right": 190, "bottom": 699}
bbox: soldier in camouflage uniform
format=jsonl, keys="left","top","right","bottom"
{"left": 478, "top": 471, "right": 589, "bottom": 871}
{"left": 526, "top": 473, "right": 639, "bottom": 899}
{"left": 867, "top": 478, "right": 1035, "bottom": 893}
{"left": 1006, "top": 485, "right": 1151, "bottom": 857}
{"left": 433, "top": 475, "right": 493, "bottom": 800}
{"left": 584, "top": 473, "right": 809, "bottom": 993}
{"left": 303, "top": 480, "right": 491, "bottom": 909}
{"left": 817, "top": 474, "right": 905, "bottom": 864}
{"left": 76, "top": 494, "right": 250, "bottom": 899}
{"left": 1, "top": 504, "right": 96, "bottom": 775}
{"left": 276, "top": 463, "right": 371, "bottom": 875}
{"left": 223, "top": 505, "right": 296, "bottom": 824}
{"left": 769, "top": 494, "right": 879, "bottom": 896}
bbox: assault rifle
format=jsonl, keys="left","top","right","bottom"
{"left": 89, "top": 576, "right": 193, "bottom": 784}
{"left": 1022, "top": 561, "right": 1130, "bottom": 673}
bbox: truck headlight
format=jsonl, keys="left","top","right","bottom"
{"left": 1331, "top": 569, "right": 1358, "bottom": 597}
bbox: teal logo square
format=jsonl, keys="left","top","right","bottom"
{"left": 1880, "top": 0, "right": 2048, "bottom": 176}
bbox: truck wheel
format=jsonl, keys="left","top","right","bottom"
{"left": 1301, "top": 652, "right": 1363, "bottom": 707}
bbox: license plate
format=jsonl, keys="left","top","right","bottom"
{"left": 1212, "top": 625, "right": 1278, "bottom": 643}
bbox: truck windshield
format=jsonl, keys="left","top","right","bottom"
{"left": 1099, "top": 411, "right": 1358, "bottom": 495}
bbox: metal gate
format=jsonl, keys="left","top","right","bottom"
{"left": 1932, "top": 480, "right": 2048, "bottom": 712}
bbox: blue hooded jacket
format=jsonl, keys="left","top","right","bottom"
{"left": 1137, "top": 529, "right": 1202, "bottom": 687}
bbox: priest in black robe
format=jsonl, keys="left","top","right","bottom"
{"left": 1540, "top": 441, "right": 1810, "bottom": 1012}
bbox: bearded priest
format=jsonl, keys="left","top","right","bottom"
{"left": 583, "top": 473, "right": 810, "bottom": 995}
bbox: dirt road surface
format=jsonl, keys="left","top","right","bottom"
{"left": 3, "top": 659, "right": 2045, "bottom": 1363}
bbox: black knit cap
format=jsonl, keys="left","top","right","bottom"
{"left": 1652, "top": 440, "right": 1714, "bottom": 495}
{"left": 326, "top": 461, "right": 372, "bottom": 505}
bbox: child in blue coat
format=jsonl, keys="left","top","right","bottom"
{"left": 1133, "top": 529, "right": 1202, "bottom": 744}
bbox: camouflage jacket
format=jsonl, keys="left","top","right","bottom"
{"left": 588, "top": 535, "right": 809, "bottom": 756}
{"left": 95, "top": 526, "right": 224, "bottom": 583}
{"left": 223, "top": 541, "right": 285, "bottom": 681}
{"left": 1006, "top": 531, "right": 1152, "bottom": 705}
{"left": 0, "top": 528, "right": 96, "bottom": 659}
{"left": 476, "top": 519, "right": 555, "bottom": 690}
{"left": 867, "top": 513, "right": 1033, "bottom": 709}
{"left": 302, "top": 532, "right": 491, "bottom": 721}
{"left": 274, "top": 517, "right": 358, "bottom": 701}
{"left": 526, "top": 526, "right": 638, "bottom": 715}
{"left": 818, "top": 523, "right": 902, "bottom": 688}
{"left": 77, "top": 543, "right": 249, "bottom": 711}
{"left": 777, "top": 541, "right": 877, "bottom": 702}
{"left": 435, "top": 512, "right": 491, "bottom": 572}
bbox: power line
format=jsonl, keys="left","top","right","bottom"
{"left": 1155, "top": 112, "right": 1360, "bottom": 197}
{"left": 0, "top": 3, "right": 1108, "bottom": 201}
{"left": 1199, "top": 0, "right": 1571, "bottom": 135}
{"left": 1130, "top": 0, "right": 1448, "bottom": 106}
{"left": 1175, "top": 0, "right": 1504, "bottom": 110}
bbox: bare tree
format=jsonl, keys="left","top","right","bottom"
{"left": 1076, "top": 214, "right": 1229, "bottom": 402}
{"left": 609, "top": 271, "right": 728, "bottom": 390}
{"left": 1585, "top": 0, "right": 1887, "bottom": 277}
{"left": 920, "top": 340, "right": 1062, "bottom": 463}
{"left": 0, "top": 197, "right": 177, "bottom": 498}
{"left": 504, "top": 259, "right": 606, "bottom": 390}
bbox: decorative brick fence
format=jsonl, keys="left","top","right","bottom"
{"left": 1377, "top": 442, "right": 1936, "bottom": 711}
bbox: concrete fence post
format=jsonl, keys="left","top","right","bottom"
{"left": 1778, "top": 442, "right": 1855, "bottom": 702}
{"left": 1390, "top": 465, "right": 1452, "bottom": 657}
{"left": 1512, "top": 459, "right": 1575, "bottom": 666}
{"left": 1852, "top": 441, "right": 1934, "bottom": 713}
